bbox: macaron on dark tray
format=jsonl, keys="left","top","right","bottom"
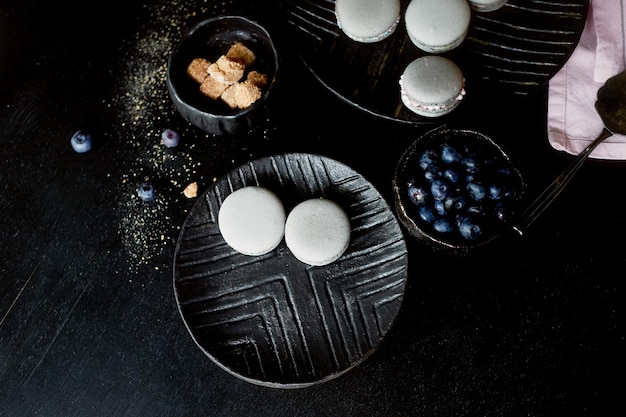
{"left": 280, "top": 0, "right": 588, "bottom": 124}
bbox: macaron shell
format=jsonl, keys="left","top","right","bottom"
{"left": 400, "top": 92, "right": 457, "bottom": 117}
{"left": 335, "top": 0, "right": 401, "bottom": 43}
{"left": 404, "top": 0, "right": 471, "bottom": 53}
{"left": 468, "top": 0, "right": 508, "bottom": 12}
{"left": 218, "top": 186, "right": 286, "bottom": 256}
{"left": 285, "top": 198, "right": 351, "bottom": 266}
{"left": 400, "top": 56, "right": 465, "bottom": 116}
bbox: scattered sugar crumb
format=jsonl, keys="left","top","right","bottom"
{"left": 105, "top": 0, "right": 226, "bottom": 272}
{"left": 100, "top": 0, "right": 272, "bottom": 273}
{"left": 183, "top": 182, "right": 198, "bottom": 198}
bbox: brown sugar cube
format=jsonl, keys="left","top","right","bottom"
{"left": 217, "top": 55, "right": 246, "bottom": 82}
{"left": 208, "top": 55, "right": 245, "bottom": 84}
{"left": 220, "top": 84, "right": 240, "bottom": 109}
{"left": 187, "top": 57, "right": 211, "bottom": 84}
{"left": 246, "top": 70, "right": 269, "bottom": 88}
{"left": 226, "top": 42, "right": 257, "bottom": 67}
{"left": 235, "top": 81, "right": 262, "bottom": 108}
{"left": 207, "top": 62, "right": 228, "bottom": 84}
{"left": 199, "top": 75, "right": 228, "bottom": 100}
{"left": 221, "top": 80, "right": 262, "bottom": 109}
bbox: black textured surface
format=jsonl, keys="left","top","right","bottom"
{"left": 174, "top": 153, "right": 407, "bottom": 387}
{"left": 1, "top": 0, "right": 625, "bottom": 416}
{"left": 281, "top": 0, "right": 588, "bottom": 123}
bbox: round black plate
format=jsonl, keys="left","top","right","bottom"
{"left": 280, "top": 0, "right": 589, "bottom": 124}
{"left": 173, "top": 153, "right": 408, "bottom": 388}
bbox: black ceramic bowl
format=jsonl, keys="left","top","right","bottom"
{"left": 167, "top": 15, "right": 279, "bottom": 135}
{"left": 392, "top": 127, "right": 525, "bottom": 254}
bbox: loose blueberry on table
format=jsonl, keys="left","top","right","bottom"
{"left": 161, "top": 129, "right": 180, "bottom": 148}
{"left": 70, "top": 130, "right": 92, "bottom": 153}
{"left": 137, "top": 181, "right": 157, "bottom": 202}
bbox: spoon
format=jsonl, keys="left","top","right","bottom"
{"left": 513, "top": 69, "right": 626, "bottom": 235}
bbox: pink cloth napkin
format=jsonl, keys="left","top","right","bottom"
{"left": 547, "top": 0, "right": 626, "bottom": 159}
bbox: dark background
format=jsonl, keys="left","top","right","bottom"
{"left": 1, "top": 0, "right": 623, "bottom": 416}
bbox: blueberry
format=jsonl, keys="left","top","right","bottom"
{"left": 434, "top": 218, "right": 454, "bottom": 233}
{"left": 407, "top": 183, "right": 428, "bottom": 205}
{"left": 496, "top": 165, "right": 513, "bottom": 178}
{"left": 457, "top": 216, "right": 483, "bottom": 241}
{"left": 466, "top": 205, "right": 484, "bottom": 216}
{"left": 161, "top": 128, "right": 180, "bottom": 148}
{"left": 137, "top": 181, "right": 156, "bottom": 202}
{"left": 70, "top": 130, "right": 92, "bottom": 153}
{"left": 419, "top": 149, "right": 438, "bottom": 170}
{"left": 462, "top": 155, "right": 479, "bottom": 173}
{"left": 441, "top": 145, "right": 462, "bottom": 164}
{"left": 444, "top": 195, "right": 466, "bottom": 213}
{"left": 504, "top": 186, "right": 519, "bottom": 200}
{"left": 431, "top": 178, "right": 450, "bottom": 201}
{"left": 418, "top": 205, "right": 436, "bottom": 224}
{"left": 424, "top": 165, "right": 441, "bottom": 182}
{"left": 488, "top": 182, "right": 504, "bottom": 200}
{"left": 500, "top": 179, "right": 520, "bottom": 200}
{"left": 493, "top": 201, "right": 513, "bottom": 223}
{"left": 443, "top": 168, "right": 460, "bottom": 183}
{"left": 434, "top": 199, "right": 447, "bottom": 216}
{"left": 467, "top": 182, "right": 487, "bottom": 201}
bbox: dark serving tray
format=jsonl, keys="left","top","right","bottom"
{"left": 173, "top": 153, "right": 408, "bottom": 388}
{"left": 280, "top": 0, "right": 589, "bottom": 124}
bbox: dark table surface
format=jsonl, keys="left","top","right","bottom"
{"left": 1, "top": 0, "right": 624, "bottom": 416}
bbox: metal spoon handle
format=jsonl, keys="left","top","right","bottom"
{"left": 512, "top": 127, "right": 614, "bottom": 236}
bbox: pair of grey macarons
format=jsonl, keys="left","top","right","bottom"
{"left": 335, "top": 0, "right": 507, "bottom": 46}
{"left": 218, "top": 186, "right": 351, "bottom": 266}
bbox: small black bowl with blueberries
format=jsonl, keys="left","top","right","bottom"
{"left": 392, "top": 126, "right": 525, "bottom": 254}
